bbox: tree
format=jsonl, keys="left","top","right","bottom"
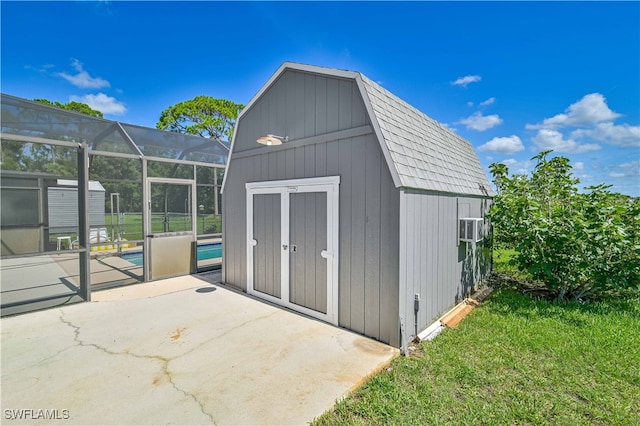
{"left": 156, "top": 96, "right": 244, "bottom": 141}
{"left": 33, "top": 98, "right": 103, "bottom": 118}
{"left": 489, "top": 150, "right": 640, "bottom": 301}
{"left": 29, "top": 98, "right": 102, "bottom": 175}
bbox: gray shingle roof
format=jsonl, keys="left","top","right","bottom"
{"left": 358, "top": 74, "right": 494, "bottom": 196}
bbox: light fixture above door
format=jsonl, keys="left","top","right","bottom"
{"left": 256, "top": 134, "right": 289, "bottom": 146}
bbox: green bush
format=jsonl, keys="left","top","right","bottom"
{"left": 489, "top": 150, "right": 640, "bottom": 301}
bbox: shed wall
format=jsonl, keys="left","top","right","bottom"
{"left": 223, "top": 135, "right": 400, "bottom": 345}
{"left": 233, "top": 70, "right": 367, "bottom": 153}
{"left": 223, "top": 69, "right": 400, "bottom": 345}
{"left": 399, "top": 190, "right": 492, "bottom": 342}
{"left": 48, "top": 187, "right": 105, "bottom": 233}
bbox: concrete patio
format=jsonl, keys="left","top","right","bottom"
{"left": 1, "top": 273, "right": 399, "bottom": 425}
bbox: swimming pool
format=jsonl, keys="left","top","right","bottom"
{"left": 121, "top": 242, "right": 222, "bottom": 266}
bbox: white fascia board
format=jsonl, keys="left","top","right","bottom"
{"left": 354, "top": 75, "right": 404, "bottom": 189}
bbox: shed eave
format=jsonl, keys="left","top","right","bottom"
{"left": 398, "top": 184, "right": 495, "bottom": 198}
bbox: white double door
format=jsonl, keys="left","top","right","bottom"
{"left": 246, "top": 176, "right": 339, "bottom": 325}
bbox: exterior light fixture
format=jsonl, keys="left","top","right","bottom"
{"left": 256, "top": 134, "right": 289, "bottom": 146}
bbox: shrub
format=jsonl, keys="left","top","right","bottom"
{"left": 489, "top": 150, "right": 640, "bottom": 301}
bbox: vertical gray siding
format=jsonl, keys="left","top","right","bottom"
{"left": 290, "top": 191, "right": 327, "bottom": 314}
{"left": 232, "top": 70, "right": 367, "bottom": 154}
{"left": 223, "top": 69, "right": 400, "bottom": 345}
{"left": 253, "top": 193, "right": 281, "bottom": 298}
{"left": 399, "top": 190, "right": 492, "bottom": 343}
{"left": 48, "top": 187, "right": 105, "bottom": 233}
{"left": 223, "top": 135, "right": 400, "bottom": 345}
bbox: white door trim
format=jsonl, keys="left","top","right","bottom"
{"left": 246, "top": 176, "right": 340, "bottom": 325}
{"left": 246, "top": 176, "right": 340, "bottom": 190}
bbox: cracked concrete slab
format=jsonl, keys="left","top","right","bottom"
{"left": 1, "top": 275, "right": 398, "bottom": 425}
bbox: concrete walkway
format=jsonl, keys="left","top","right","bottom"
{"left": 1, "top": 275, "right": 398, "bottom": 425}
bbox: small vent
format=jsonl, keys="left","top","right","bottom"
{"left": 459, "top": 218, "right": 484, "bottom": 243}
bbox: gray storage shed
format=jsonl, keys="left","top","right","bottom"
{"left": 222, "top": 62, "right": 493, "bottom": 349}
{"left": 48, "top": 179, "right": 106, "bottom": 234}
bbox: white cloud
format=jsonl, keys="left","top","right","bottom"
{"left": 478, "top": 135, "right": 524, "bottom": 154}
{"left": 608, "top": 161, "right": 639, "bottom": 179}
{"left": 467, "top": 101, "right": 474, "bottom": 107}
{"left": 479, "top": 97, "right": 495, "bottom": 107}
{"left": 604, "top": 161, "right": 640, "bottom": 196}
{"left": 441, "top": 122, "right": 457, "bottom": 132}
{"left": 57, "top": 59, "right": 110, "bottom": 89}
{"left": 452, "top": 75, "right": 481, "bottom": 87}
{"left": 71, "top": 93, "right": 126, "bottom": 115}
{"left": 458, "top": 111, "right": 503, "bottom": 131}
{"left": 527, "top": 93, "right": 621, "bottom": 129}
{"left": 532, "top": 129, "right": 601, "bottom": 154}
{"left": 571, "top": 122, "right": 640, "bottom": 148}
{"left": 571, "top": 161, "right": 593, "bottom": 181}
{"left": 26, "top": 63, "right": 55, "bottom": 73}
{"left": 500, "top": 158, "right": 534, "bottom": 175}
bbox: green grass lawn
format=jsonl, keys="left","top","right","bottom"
{"left": 314, "top": 285, "right": 640, "bottom": 425}
{"left": 49, "top": 214, "right": 222, "bottom": 245}
{"left": 107, "top": 214, "right": 222, "bottom": 240}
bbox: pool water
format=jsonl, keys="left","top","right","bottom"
{"left": 121, "top": 243, "right": 222, "bottom": 266}
{"left": 197, "top": 244, "right": 223, "bottom": 261}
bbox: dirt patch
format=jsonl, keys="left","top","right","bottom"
{"left": 170, "top": 327, "right": 186, "bottom": 341}
{"left": 406, "top": 343, "right": 425, "bottom": 358}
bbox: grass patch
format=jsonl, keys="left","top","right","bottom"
{"left": 493, "top": 248, "right": 532, "bottom": 281}
{"left": 314, "top": 286, "right": 640, "bottom": 425}
{"left": 48, "top": 214, "right": 222, "bottom": 243}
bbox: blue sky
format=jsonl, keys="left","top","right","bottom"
{"left": 2, "top": 1, "right": 639, "bottom": 196}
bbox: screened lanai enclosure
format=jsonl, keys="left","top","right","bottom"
{"left": 0, "top": 94, "right": 227, "bottom": 316}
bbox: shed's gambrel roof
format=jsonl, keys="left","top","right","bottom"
{"left": 231, "top": 62, "right": 494, "bottom": 197}
{"left": 357, "top": 74, "right": 494, "bottom": 196}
